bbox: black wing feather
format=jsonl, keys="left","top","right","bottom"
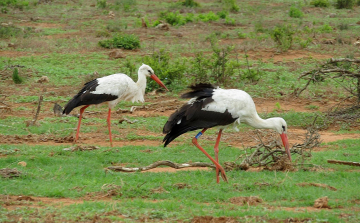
{"left": 63, "top": 79, "right": 118, "bottom": 114}
{"left": 163, "top": 83, "right": 236, "bottom": 147}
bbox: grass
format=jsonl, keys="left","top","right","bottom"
{"left": 1, "top": 139, "right": 360, "bottom": 221}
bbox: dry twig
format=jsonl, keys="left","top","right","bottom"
{"left": 327, "top": 160, "right": 360, "bottom": 167}
{"left": 27, "top": 95, "right": 43, "bottom": 126}
{"left": 107, "top": 160, "right": 215, "bottom": 172}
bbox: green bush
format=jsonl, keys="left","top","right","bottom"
{"left": 270, "top": 24, "right": 295, "bottom": 52}
{"left": 142, "top": 49, "right": 186, "bottom": 91}
{"left": 197, "top": 11, "right": 219, "bottom": 22}
{"left": 98, "top": 34, "right": 140, "bottom": 50}
{"left": 96, "top": 0, "right": 106, "bottom": 9}
{"left": 12, "top": 68, "right": 23, "bottom": 84}
{"left": 289, "top": 6, "right": 303, "bottom": 18}
{"left": 160, "top": 11, "right": 187, "bottom": 26}
{"left": 310, "top": 0, "right": 330, "bottom": 7}
{"left": 222, "top": 0, "right": 239, "bottom": 12}
{"left": 181, "top": 0, "right": 199, "bottom": 7}
{"left": 216, "top": 10, "right": 228, "bottom": 19}
{"left": 0, "top": 25, "right": 21, "bottom": 38}
{"left": 335, "top": 0, "right": 355, "bottom": 8}
{"left": 318, "top": 24, "right": 333, "bottom": 33}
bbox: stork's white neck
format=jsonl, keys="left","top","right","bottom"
{"left": 136, "top": 72, "right": 147, "bottom": 96}
{"left": 244, "top": 114, "right": 281, "bottom": 133}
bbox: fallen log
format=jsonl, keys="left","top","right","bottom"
{"left": 107, "top": 160, "right": 215, "bottom": 172}
{"left": 327, "top": 160, "right": 360, "bottom": 167}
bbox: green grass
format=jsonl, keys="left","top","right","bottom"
{"left": 1, "top": 139, "right": 360, "bottom": 221}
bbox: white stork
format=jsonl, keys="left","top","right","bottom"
{"left": 63, "top": 64, "right": 168, "bottom": 147}
{"left": 163, "top": 83, "right": 291, "bottom": 183}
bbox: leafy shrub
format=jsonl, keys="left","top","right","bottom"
{"left": 225, "top": 17, "right": 236, "bottom": 25}
{"left": 335, "top": 0, "right": 355, "bottom": 8}
{"left": 1, "top": 7, "right": 8, "bottom": 13}
{"left": 318, "top": 24, "right": 333, "bottom": 33}
{"left": 222, "top": 0, "right": 239, "bottom": 12}
{"left": 310, "top": 0, "right": 330, "bottom": 7}
{"left": 289, "top": 6, "right": 303, "bottom": 18}
{"left": 181, "top": 0, "right": 199, "bottom": 7}
{"left": 160, "top": 11, "right": 187, "bottom": 26}
{"left": 270, "top": 24, "right": 295, "bottom": 52}
{"left": 190, "top": 36, "right": 240, "bottom": 85}
{"left": 216, "top": 10, "right": 228, "bottom": 19}
{"left": 97, "top": 0, "right": 107, "bottom": 9}
{"left": 98, "top": 34, "right": 140, "bottom": 50}
{"left": 142, "top": 49, "right": 187, "bottom": 91}
{"left": 12, "top": 68, "right": 23, "bottom": 84}
{"left": 0, "top": 25, "right": 21, "bottom": 38}
{"left": 197, "top": 11, "right": 219, "bottom": 22}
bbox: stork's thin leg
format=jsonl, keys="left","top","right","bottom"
{"left": 214, "top": 129, "right": 223, "bottom": 183}
{"left": 75, "top": 105, "right": 90, "bottom": 143}
{"left": 107, "top": 108, "right": 113, "bottom": 147}
{"left": 192, "top": 128, "right": 228, "bottom": 183}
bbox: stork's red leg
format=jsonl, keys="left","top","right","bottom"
{"left": 192, "top": 128, "right": 228, "bottom": 183}
{"left": 75, "top": 105, "right": 90, "bottom": 143}
{"left": 214, "top": 129, "right": 223, "bottom": 183}
{"left": 107, "top": 108, "right": 113, "bottom": 147}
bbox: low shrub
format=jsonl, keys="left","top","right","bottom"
{"left": 270, "top": 24, "right": 295, "bottom": 52}
{"left": 12, "top": 68, "right": 23, "bottom": 84}
{"left": 98, "top": 34, "right": 140, "bottom": 50}
{"left": 335, "top": 0, "right": 355, "bottom": 8}
{"left": 310, "top": 0, "right": 330, "bottom": 7}
{"left": 289, "top": 6, "right": 303, "bottom": 18}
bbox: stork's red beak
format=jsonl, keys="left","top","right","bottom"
{"left": 150, "top": 74, "right": 169, "bottom": 91}
{"left": 280, "top": 133, "right": 291, "bottom": 161}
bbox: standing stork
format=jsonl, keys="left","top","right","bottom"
{"left": 63, "top": 64, "right": 168, "bottom": 147}
{"left": 163, "top": 83, "right": 291, "bottom": 183}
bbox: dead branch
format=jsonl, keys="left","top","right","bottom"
{"left": 297, "top": 182, "right": 337, "bottom": 191}
{"left": 327, "top": 160, "right": 360, "bottom": 167}
{"left": 107, "top": 160, "right": 215, "bottom": 172}
{"left": 27, "top": 95, "right": 43, "bottom": 127}
{"left": 297, "top": 57, "right": 360, "bottom": 99}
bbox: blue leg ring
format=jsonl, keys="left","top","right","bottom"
{"left": 195, "top": 132, "right": 203, "bottom": 139}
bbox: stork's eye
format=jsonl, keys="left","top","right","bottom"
{"left": 147, "top": 70, "right": 151, "bottom": 74}
{"left": 282, "top": 125, "right": 286, "bottom": 131}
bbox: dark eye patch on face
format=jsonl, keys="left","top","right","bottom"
{"left": 282, "top": 125, "right": 286, "bottom": 131}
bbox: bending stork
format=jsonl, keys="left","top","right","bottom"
{"left": 63, "top": 64, "right": 168, "bottom": 147}
{"left": 163, "top": 83, "right": 291, "bottom": 183}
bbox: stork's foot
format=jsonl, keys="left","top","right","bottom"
{"left": 219, "top": 167, "right": 228, "bottom": 183}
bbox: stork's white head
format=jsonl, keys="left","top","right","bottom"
{"left": 269, "top": 117, "right": 287, "bottom": 134}
{"left": 138, "top": 64, "right": 169, "bottom": 91}
{"left": 268, "top": 117, "right": 291, "bottom": 161}
{"left": 139, "top": 64, "right": 155, "bottom": 77}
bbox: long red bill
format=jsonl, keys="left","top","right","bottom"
{"left": 150, "top": 74, "right": 169, "bottom": 91}
{"left": 280, "top": 133, "right": 291, "bottom": 161}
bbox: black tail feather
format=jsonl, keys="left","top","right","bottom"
{"left": 181, "top": 83, "right": 216, "bottom": 99}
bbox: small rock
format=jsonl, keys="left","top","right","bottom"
{"left": 155, "top": 23, "right": 170, "bottom": 31}
{"left": 8, "top": 43, "right": 15, "bottom": 48}
{"left": 37, "top": 76, "right": 49, "bottom": 83}
{"left": 108, "top": 11, "right": 115, "bottom": 18}
{"left": 18, "top": 161, "right": 27, "bottom": 167}
{"left": 314, "top": 196, "right": 331, "bottom": 209}
{"left": 329, "top": 13, "right": 336, "bottom": 18}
